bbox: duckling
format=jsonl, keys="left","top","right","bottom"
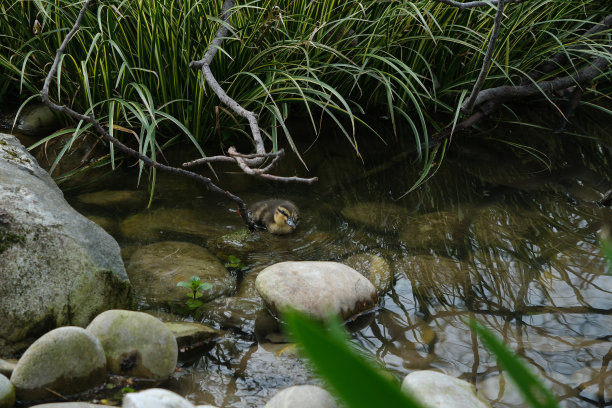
{"left": 250, "top": 199, "right": 300, "bottom": 235}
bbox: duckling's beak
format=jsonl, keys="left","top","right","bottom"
{"left": 286, "top": 217, "right": 297, "bottom": 229}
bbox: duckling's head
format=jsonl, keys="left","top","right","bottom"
{"left": 272, "top": 202, "right": 300, "bottom": 234}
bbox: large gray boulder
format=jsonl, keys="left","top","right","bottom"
{"left": 255, "top": 261, "right": 378, "bottom": 321}
{"left": 10, "top": 327, "right": 106, "bottom": 402}
{"left": 0, "top": 133, "right": 133, "bottom": 356}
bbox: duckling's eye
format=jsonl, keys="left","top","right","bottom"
{"left": 278, "top": 209, "right": 289, "bottom": 218}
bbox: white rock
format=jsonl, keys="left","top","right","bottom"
{"left": 87, "top": 310, "right": 177, "bottom": 380}
{"left": 255, "top": 261, "right": 378, "bottom": 321}
{"left": 264, "top": 385, "right": 338, "bottom": 408}
{"left": 123, "top": 388, "right": 194, "bottom": 408}
{"left": 401, "top": 370, "right": 491, "bottom": 408}
{"left": 0, "top": 373, "right": 15, "bottom": 408}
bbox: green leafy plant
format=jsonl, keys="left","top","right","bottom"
{"left": 176, "top": 276, "right": 212, "bottom": 310}
{"left": 285, "top": 309, "right": 561, "bottom": 408}
{"left": 2, "top": 0, "right": 610, "bottom": 188}
{"left": 225, "top": 255, "right": 247, "bottom": 271}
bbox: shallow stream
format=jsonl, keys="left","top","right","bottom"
{"left": 65, "top": 112, "right": 612, "bottom": 407}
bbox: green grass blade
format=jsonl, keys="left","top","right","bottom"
{"left": 470, "top": 319, "right": 560, "bottom": 408}
{"left": 284, "top": 309, "right": 427, "bottom": 408}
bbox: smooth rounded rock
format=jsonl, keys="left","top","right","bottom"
{"left": 201, "top": 297, "right": 265, "bottom": 334}
{"left": 255, "top": 261, "right": 378, "bottom": 321}
{"left": 401, "top": 370, "right": 491, "bottom": 408}
{"left": 10, "top": 327, "right": 106, "bottom": 402}
{"left": 125, "top": 241, "right": 235, "bottom": 305}
{"left": 86, "top": 310, "right": 177, "bottom": 379}
{"left": 344, "top": 253, "right": 394, "bottom": 294}
{"left": 76, "top": 190, "right": 148, "bottom": 211}
{"left": 399, "top": 210, "right": 466, "bottom": 249}
{"left": 0, "top": 374, "right": 15, "bottom": 408}
{"left": 396, "top": 254, "right": 473, "bottom": 299}
{"left": 164, "top": 322, "right": 221, "bottom": 351}
{"left": 341, "top": 202, "right": 409, "bottom": 232}
{"left": 264, "top": 385, "right": 338, "bottom": 408}
{"left": 9, "top": 103, "right": 60, "bottom": 136}
{"left": 122, "top": 388, "right": 194, "bottom": 408}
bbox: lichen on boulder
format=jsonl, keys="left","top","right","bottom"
{"left": 0, "top": 133, "right": 133, "bottom": 356}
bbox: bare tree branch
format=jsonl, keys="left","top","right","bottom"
{"left": 429, "top": 0, "right": 525, "bottom": 10}
{"left": 433, "top": 14, "right": 612, "bottom": 144}
{"left": 461, "top": 0, "right": 506, "bottom": 114}
{"left": 470, "top": 51, "right": 611, "bottom": 108}
{"left": 188, "top": 0, "right": 317, "bottom": 184}
{"left": 40, "top": 0, "right": 257, "bottom": 230}
{"left": 524, "top": 14, "right": 612, "bottom": 83}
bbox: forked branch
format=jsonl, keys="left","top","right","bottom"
{"left": 187, "top": 0, "right": 317, "bottom": 184}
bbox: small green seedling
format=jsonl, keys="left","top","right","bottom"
{"left": 177, "top": 276, "right": 212, "bottom": 309}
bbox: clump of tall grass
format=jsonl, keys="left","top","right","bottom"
{"left": 1, "top": 0, "right": 610, "bottom": 172}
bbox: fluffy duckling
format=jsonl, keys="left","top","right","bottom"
{"left": 250, "top": 199, "right": 300, "bottom": 235}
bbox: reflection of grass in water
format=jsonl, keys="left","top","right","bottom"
{"left": 285, "top": 310, "right": 560, "bottom": 408}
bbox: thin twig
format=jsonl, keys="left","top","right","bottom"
{"left": 461, "top": 0, "right": 506, "bottom": 114}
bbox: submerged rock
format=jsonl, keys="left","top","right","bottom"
{"left": 3, "top": 103, "right": 60, "bottom": 136}
{"left": 395, "top": 255, "right": 474, "bottom": 303}
{"left": 0, "top": 133, "right": 133, "bottom": 356}
{"left": 0, "top": 374, "right": 14, "bottom": 408}
{"left": 264, "top": 385, "right": 338, "bottom": 408}
{"left": 344, "top": 252, "right": 394, "bottom": 294}
{"left": 255, "top": 261, "right": 378, "bottom": 321}
{"left": 201, "top": 297, "right": 265, "bottom": 334}
{"left": 401, "top": 370, "right": 491, "bottom": 408}
{"left": 120, "top": 208, "right": 225, "bottom": 242}
{"left": 123, "top": 388, "right": 194, "bottom": 408}
{"left": 87, "top": 310, "right": 177, "bottom": 380}
{"left": 85, "top": 215, "right": 118, "bottom": 236}
{"left": 76, "top": 190, "right": 148, "bottom": 212}
{"left": 164, "top": 322, "right": 221, "bottom": 351}
{"left": 10, "top": 327, "right": 106, "bottom": 402}
{"left": 125, "top": 241, "right": 235, "bottom": 305}
{"left": 469, "top": 206, "right": 545, "bottom": 249}
{"left": 341, "top": 202, "right": 410, "bottom": 232}
{"left": 399, "top": 210, "right": 467, "bottom": 249}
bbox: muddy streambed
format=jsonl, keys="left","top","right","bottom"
{"left": 63, "top": 115, "right": 612, "bottom": 407}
